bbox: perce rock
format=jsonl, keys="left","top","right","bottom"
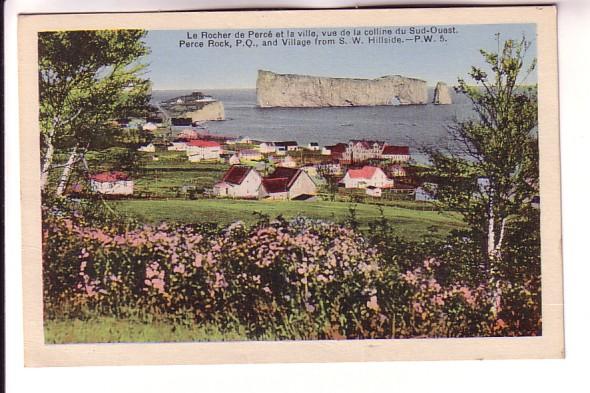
{"left": 256, "top": 70, "right": 428, "bottom": 108}
{"left": 432, "top": 82, "right": 452, "bottom": 105}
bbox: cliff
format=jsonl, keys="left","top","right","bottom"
{"left": 256, "top": 70, "right": 428, "bottom": 108}
{"left": 432, "top": 82, "right": 452, "bottom": 105}
{"left": 184, "top": 101, "right": 225, "bottom": 122}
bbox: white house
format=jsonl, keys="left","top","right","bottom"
{"left": 186, "top": 140, "right": 222, "bottom": 162}
{"left": 213, "top": 166, "right": 265, "bottom": 199}
{"left": 137, "top": 143, "right": 156, "bottom": 153}
{"left": 275, "top": 141, "right": 299, "bottom": 152}
{"left": 307, "top": 142, "right": 320, "bottom": 151}
{"left": 340, "top": 166, "right": 394, "bottom": 189}
{"left": 238, "top": 149, "right": 263, "bottom": 161}
{"left": 262, "top": 167, "right": 317, "bottom": 200}
{"left": 321, "top": 146, "right": 332, "bottom": 156}
{"left": 258, "top": 142, "right": 277, "bottom": 154}
{"left": 90, "top": 171, "right": 134, "bottom": 195}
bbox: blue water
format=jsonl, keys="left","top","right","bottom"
{"left": 151, "top": 89, "right": 473, "bottom": 163}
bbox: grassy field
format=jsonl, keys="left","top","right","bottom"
{"left": 111, "top": 199, "right": 464, "bottom": 239}
{"left": 45, "top": 317, "right": 246, "bottom": 344}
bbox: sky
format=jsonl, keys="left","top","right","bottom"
{"left": 143, "top": 23, "right": 537, "bottom": 90}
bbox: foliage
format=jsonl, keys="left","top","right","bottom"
{"left": 38, "top": 30, "right": 151, "bottom": 190}
{"left": 423, "top": 35, "right": 539, "bottom": 266}
{"left": 42, "top": 203, "right": 540, "bottom": 341}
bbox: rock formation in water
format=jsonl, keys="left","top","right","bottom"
{"left": 432, "top": 82, "right": 452, "bottom": 105}
{"left": 184, "top": 101, "right": 225, "bottom": 122}
{"left": 256, "top": 70, "right": 428, "bottom": 108}
{"left": 160, "top": 91, "right": 225, "bottom": 121}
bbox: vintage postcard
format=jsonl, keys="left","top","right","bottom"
{"left": 19, "top": 6, "right": 563, "bottom": 366}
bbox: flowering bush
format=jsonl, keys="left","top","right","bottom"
{"left": 42, "top": 204, "right": 541, "bottom": 340}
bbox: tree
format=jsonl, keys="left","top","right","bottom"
{"left": 38, "top": 30, "right": 151, "bottom": 193}
{"left": 424, "top": 35, "right": 538, "bottom": 272}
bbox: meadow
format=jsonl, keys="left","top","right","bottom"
{"left": 111, "top": 199, "right": 463, "bottom": 239}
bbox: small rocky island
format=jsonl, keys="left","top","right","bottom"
{"left": 256, "top": 70, "right": 428, "bottom": 108}
{"left": 160, "top": 91, "right": 225, "bottom": 121}
{"left": 432, "top": 82, "right": 452, "bottom": 105}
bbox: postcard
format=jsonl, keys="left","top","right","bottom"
{"left": 18, "top": 6, "right": 563, "bottom": 366}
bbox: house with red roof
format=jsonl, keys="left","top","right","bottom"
{"left": 186, "top": 139, "right": 222, "bottom": 162}
{"left": 262, "top": 167, "right": 317, "bottom": 200}
{"left": 382, "top": 145, "right": 410, "bottom": 162}
{"left": 213, "top": 165, "right": 265, "bottom": 199}
{"left": 340, "top": 166, "right": 393, "bottom": 189}
{"left": 89, "top": 171, "right": 134, "bottom": 195}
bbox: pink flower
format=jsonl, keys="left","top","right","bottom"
{"left": 366, "top": 295, "right": 379, "bottom": 311}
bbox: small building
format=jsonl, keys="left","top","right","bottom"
{"left": 238, "top": 149, "right": 263, "bottom": 161}
{"left": 382, "top": 145, "right": 410, "bottom": 162}
{"left": 307, "top": 142, "right": 320, "bottom": 151}
{"left": 168, "top": 140, "right": 189, "bottom": 151}
{"left": 415, "top": 183, "right": 438, "bottom": 202}
{"left": 321, "top": 146, "right": 332, "bottom": 156}
{"left": 340, "top": 166, "right": 393, "bottom": 189}
{"left": 262, "top": 167, "right": 317, "bottom": 200}
{"left": 137, "top": 143, "right": 156, "bottom": 153}
{"left": 366, "top": 186, "right": 382, "bottom": 197}
{"left": 142, "top": 122, "right": 158, "bottom": 132}
{"left": 275, "top": 141, "right": 299, "bottom": 152}
{"left": 89, "top": 171, "right": 134, "bottom": 195}
{"left": 228, "top": 154, "right": 241, "bottom": 165}
{"left": 213, "top": 166, "right": 265, "bottom": 199}
{"left": 277, "top": 155, "right": 297, "bottom": 168}
{"left": 258, "top": 142, "right": 277, "bottom": 154}
{"left": 186, "top": 140, "right": 222, "bottom": 162}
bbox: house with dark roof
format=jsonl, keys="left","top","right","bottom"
{"left": 262, "top": 167, "right": 317, "bottom": 200}
{"left": 213, "top": 166, "right": 265, "bottom": 199}
{"left": 89, "top": 171, "right": 134, "bottom": 195}
{"left": 275, "top": 141, "right": 299, "bottom": 152}
{"left": 340, "top": 166, "right": 393, "bottom": 189}
{"left": 382, "top": 145, "right": 410, "bottom": 162}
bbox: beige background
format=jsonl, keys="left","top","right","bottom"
{"left": 18, "top": 6, "right": 563, "bottom": 367}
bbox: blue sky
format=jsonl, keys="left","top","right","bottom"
{"left": 143, "top": 23, "right": 536, "bottom": 90}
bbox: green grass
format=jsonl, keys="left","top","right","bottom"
{"left": 44, "top": 317, "right": 246, "bottom": 344}
{"left": 110, "top": 199, "right": 464, "bottom": 239}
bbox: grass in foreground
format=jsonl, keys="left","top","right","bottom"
{"left": 44, "top": 317, "right": 247, "bottom": 344}
{"left": 110, "top": 199, "right": 464, "bottom": 239}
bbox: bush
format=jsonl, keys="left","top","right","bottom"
{"left": 42, "top": 202, "right": 541, "bottom": 339}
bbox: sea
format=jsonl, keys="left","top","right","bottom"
{"left": 151, "top": 89, "right": 474, "bottom": 164}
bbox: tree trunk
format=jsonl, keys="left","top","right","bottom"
{"left": 40, "top": 140, "right": 55, "bottom": 191}
{"left": 487, "top": 200, "right": 496, "bottom": 257}
{"left": 56, "top": 147, "right": 78, "bottom": 196}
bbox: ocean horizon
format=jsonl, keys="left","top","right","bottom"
{"left": 151, "top": 89, "right": 473, "bottom": 164}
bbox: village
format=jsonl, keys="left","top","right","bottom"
{"left": 87, "top": 114, "right": 437, "bottom": 204}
